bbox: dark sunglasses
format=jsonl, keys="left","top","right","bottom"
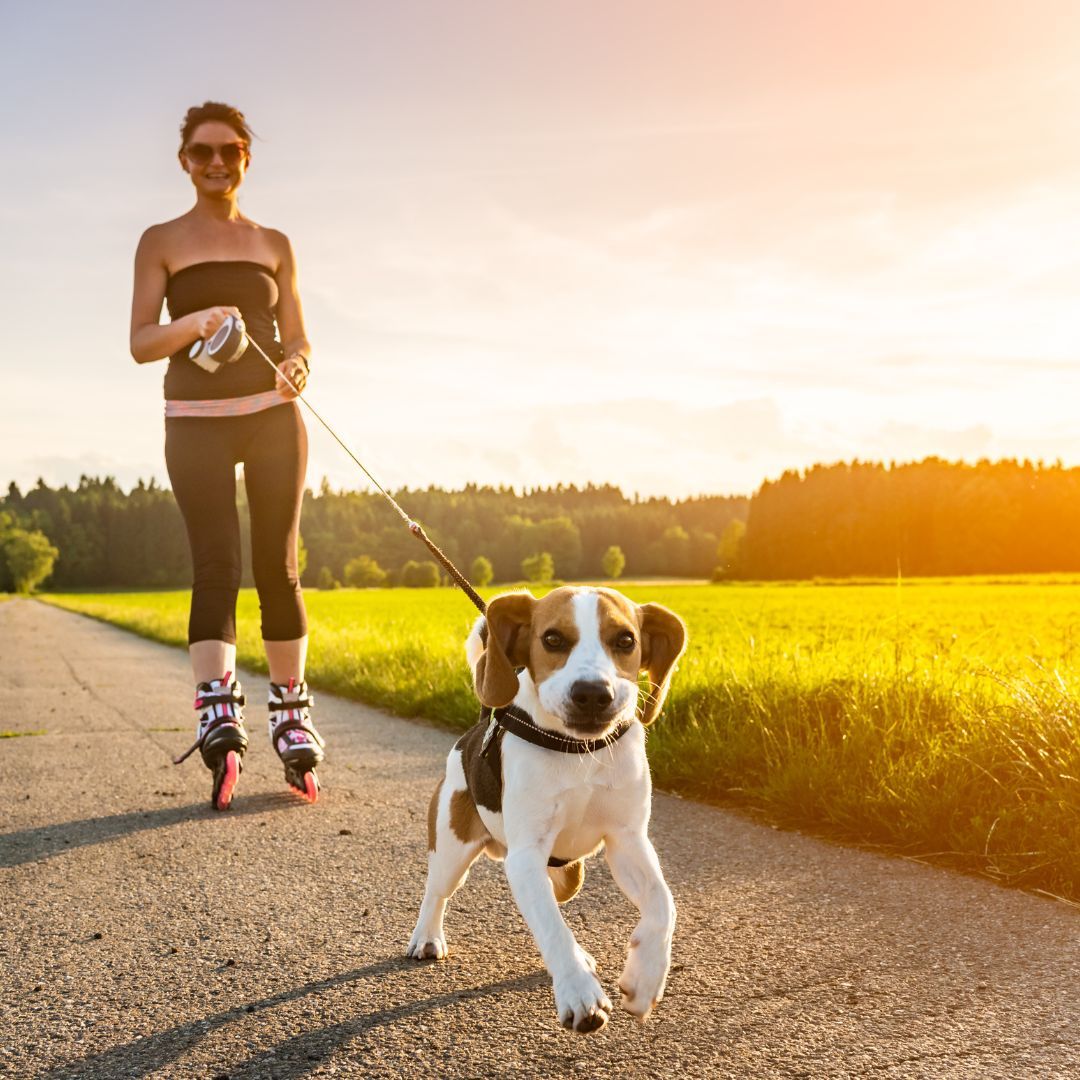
{"left": 183, "top": 142, "right": 248, "bottom": 166}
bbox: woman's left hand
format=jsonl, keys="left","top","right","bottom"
{"left": 276, "top": 355, "right": 308, "bottom": 398}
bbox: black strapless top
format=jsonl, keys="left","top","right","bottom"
{"left": 164, "top": 261, "right": 285, "bottom": 400}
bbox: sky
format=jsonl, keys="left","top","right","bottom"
{"left": 4, "top": 0, "right": 1080, "bottom": 499}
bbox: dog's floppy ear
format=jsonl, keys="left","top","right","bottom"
{"left": 637, "top": 603, "right": 687, "bottom": 726}
{"left": 475, "top": 591, "right": 536, "bottom": 708}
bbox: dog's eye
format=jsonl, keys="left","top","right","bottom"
{"left": 614, "top": 631, "right": 636, "bottom": 651}
{"left": 541, "top": 629, "right": 566, "bottom": 650}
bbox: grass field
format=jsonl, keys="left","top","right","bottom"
{"left": 43, "top": 580, "right": 1080, "bottom": 903}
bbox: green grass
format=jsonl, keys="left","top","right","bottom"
{"left": 43, "top": 581, "right": 1080, "bottom": 903}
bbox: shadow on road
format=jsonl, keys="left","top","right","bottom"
{"left": 0, "top": 791, "right": 308, "bottom": 868}
{"left": 41, "top": 957, "right": 549, "bottom": 1079}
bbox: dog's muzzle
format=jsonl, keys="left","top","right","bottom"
{"left": 564, "top": 680, "right": 621, "bottom": 735}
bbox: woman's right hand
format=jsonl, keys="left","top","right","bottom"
{"left": 191, "top": 306, "right": 243, "bottom": 341}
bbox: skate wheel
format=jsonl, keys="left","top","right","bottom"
{"left": 302, "top": 771, "right": 319, "bottom": 803}
{"left": 215, "top": 750, "right": 240, "bottom": 811}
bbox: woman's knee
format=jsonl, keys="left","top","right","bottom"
{"left": 192, "top": 556, "right": 242, "bottom": 593}
{"left": 258, "top": 587, "right": 307, "bottom": 640}
{"left": 252, "top": 559, "right": 300, "bottom": 595}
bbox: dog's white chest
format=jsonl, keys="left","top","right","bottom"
{"left": 477, "top": 733, "right": 648, "bottom": 857}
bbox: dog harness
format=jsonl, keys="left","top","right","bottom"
{"left": 460, "top": 704, "right": 634, "bottom": 868}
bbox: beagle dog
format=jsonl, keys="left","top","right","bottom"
{"left": 407, "top": 586, "right": 687, "bottom": 1033}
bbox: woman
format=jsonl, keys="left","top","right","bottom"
{"left": 130, "top": 101, "right": 324, "bottom": 810}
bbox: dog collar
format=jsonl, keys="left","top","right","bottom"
{"left": 481, "top": 704, "right": 634, "bottom": 756}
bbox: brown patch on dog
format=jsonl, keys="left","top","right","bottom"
{"left": 475, "top": 592, "right": 536, "bottom": 708}
{"left": 597, "top": 589, "right": 687, "bottom": 723}
{"left": 596, "top": 589, "right": 645, "bottom": 680}
{"left": 449, "top": 787, "right": 489, "bottom": 845}
{"left": 637, "top": 602, "right": 688, "bottom": 725}
{"left": 525, "top": 587, "right": 583, "bottom": 684}
{"left": 549, "top": 859, "right": 585, "bottom": 904}
{"left": 427, "top": 777, "right": 444, "bottom": 851}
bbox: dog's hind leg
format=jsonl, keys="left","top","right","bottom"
{"left": 407, "top": 758, "right": 489, "bottom": 961}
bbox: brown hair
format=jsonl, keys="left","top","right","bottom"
{"left": 179, "top": 101, "right": 254, "bottom": 151}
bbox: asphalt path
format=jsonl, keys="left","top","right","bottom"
{"left": 1, "top": 598, "right": 1077, "bottom": 1079}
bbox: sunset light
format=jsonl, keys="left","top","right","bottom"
{"left": 5, "top": 6, "right": 1080, "bottom": 1072}
{"left": 3, "top": 1, "right": 1080, "bottom": 498}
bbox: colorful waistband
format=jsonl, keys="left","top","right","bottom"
{"left": 165, "top": 390, "right": 290, "bottom": 419}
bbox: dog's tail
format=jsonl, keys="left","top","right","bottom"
{"left": 549, "top": 859, "right": 585, "bottom": 904}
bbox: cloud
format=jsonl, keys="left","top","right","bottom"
{"left": 861, "top": 421, "right": 995, "bottom": 461}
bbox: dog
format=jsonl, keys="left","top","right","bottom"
{"left": 407, "top": 585, "right": 687, "bottom": 1033}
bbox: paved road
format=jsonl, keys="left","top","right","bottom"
{"left": 1, "top": 598, "right": 1077, "bottom": 1079}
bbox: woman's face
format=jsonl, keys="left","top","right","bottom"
{"left": 180, "top": 120, "right": 249, "bottom": 198}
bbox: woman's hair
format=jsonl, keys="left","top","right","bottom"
{"left": 179, "top": 101, "right": 254, "bottom": 150}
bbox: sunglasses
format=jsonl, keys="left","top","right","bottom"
{"left": 183, "top": 142, "right": 248, "bottom": 166}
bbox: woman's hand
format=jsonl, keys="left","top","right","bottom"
{"left": 276, "top": 353, "right": 309, "bottom": 398}
{"left": 192, "top": 306, "right": 243, "bottom": 340}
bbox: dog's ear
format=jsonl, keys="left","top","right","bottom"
{"left": 475, "top": 591, "right": 536, "bottom": 708}
{"left": 637, "top": 603, "right": 687, "bottom": 725}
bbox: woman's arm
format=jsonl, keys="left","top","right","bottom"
{"left": 129, "top": 227, "right": 238, "bottom": 364}
{"left": 272, "top": 231, "right": 312, "bottom": 396}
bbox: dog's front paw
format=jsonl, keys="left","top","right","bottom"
{"left": 554, "top": 968, "right": 612, "bottom": 1034}
{"left": 574, "top": 944, "right": 598, "bottom": 974}
{"left": 407, "top": 929, "right": 447, "bottom": 961}
{"left": 617, "top": 938, "right": 669, "bottom": 1021}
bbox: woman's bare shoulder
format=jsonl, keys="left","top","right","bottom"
{"left": 143, "top": 212, "right": 196, "bottom": 236}
{"left": 255, "top": 225, "right": 291, "bottom": 249}
{"left": 136, "top": 215, "right": 193, "bottom": 255}
{"left": 263, "top": 227, "right": 296, "bottom": 268}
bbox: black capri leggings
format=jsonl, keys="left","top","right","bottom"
{"left": 165, "top": 402, "right": 308, "bottom": 645}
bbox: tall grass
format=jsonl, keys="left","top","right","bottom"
{"left": 43, "top": 581, "right": 1080, "bottom": 901}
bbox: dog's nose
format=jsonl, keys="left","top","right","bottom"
{"left": 570, "top": 680, "right": 615, "bottom": 713}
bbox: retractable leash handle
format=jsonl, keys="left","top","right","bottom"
{"left": 188, "top": 314, "right": 249, "bottom": 373}
{"left": 190, "top": 319, "right": 488, "bottom": 616}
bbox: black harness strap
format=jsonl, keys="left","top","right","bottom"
{"left": 477, "top": 703, "right": 633, "bottom": 868}
{"left": 480, "top": 704, "right": 633, "bottom": 757}
{"left": 466, "top": 704, "right": 632, "bottom": 870}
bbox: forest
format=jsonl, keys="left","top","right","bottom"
{"left": 1, "top": 456, "right": 1075, "bottom": 590}
{"left": 0, "top": 477, "right": 746, "bottom": 589}
{"left": 740, "top": 457, "right": 1078, "bottom": 578}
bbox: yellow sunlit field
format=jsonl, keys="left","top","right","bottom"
{"left": 44, "top": 579, "right": 1080, "bottom": 902}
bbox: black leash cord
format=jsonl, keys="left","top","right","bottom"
{"left": 244, "top": 336, "right": 487, "bottom": 617}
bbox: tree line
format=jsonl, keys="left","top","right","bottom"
{"left": 737, "top": 457, "right": 1080, "bottom": 578}
{"left": 0, "top": 476, "right": 746, "bottom": 590}
{"left": 4, "top": 457, "right": 1077, "bottom": 591}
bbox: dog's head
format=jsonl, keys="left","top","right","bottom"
{"left": 471, "top": 586, "right": 687, "bottom": 738}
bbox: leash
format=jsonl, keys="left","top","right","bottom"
{"left": 201, "top": 316, "right": 487, "bottom": 616}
